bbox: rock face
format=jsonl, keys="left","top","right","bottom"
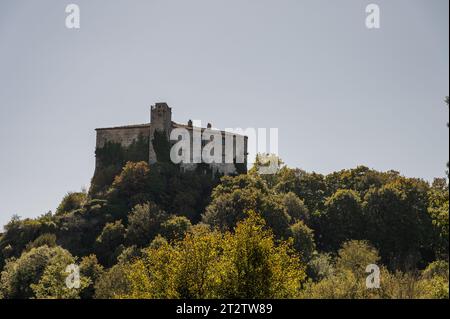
{"left": 95, "top": 102, "right": 248, "bottom": 175}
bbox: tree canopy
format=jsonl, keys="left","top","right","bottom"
{"left": 0, "top": 148, "right": 448, "bottom": 299}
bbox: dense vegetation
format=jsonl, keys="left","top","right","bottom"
{"left": 0, "top": 160, "right": 448, "bottom": 299}
{"left": 0, "top": 100, "right": 448, "bottom": 299}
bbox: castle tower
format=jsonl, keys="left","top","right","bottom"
{"left": 149, "top": 102, "right": 172, "bottom": 164}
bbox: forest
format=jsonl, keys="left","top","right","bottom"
{"left": 0, "top": 102, "right": 448, "bottom": 299}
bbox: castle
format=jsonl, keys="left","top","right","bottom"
{"left": 95, "top": 103, "right": 248, "bottom": 175}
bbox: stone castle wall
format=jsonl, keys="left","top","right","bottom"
{"left": 95, "top": 125, "right": 151, "bottom": 149}
{"left": 94, "top": 103, "right": 248, "bottom": 175}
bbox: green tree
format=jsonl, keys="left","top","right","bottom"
{"left": 94, "top": 263, "right": 131, "bottom": 299}
{"left": 363, "top": 179, "right": 433, "bottom": 269}
{"left": 428, "top": 179, "right": 449, "bottom": 258}
{"left": 325, "top": 166, "right": 397, "bottom": 198}
{"left": 274, "top": 168, "right": 329, "bottom": 213}
{"left": 25, "top": 233, "right": 57, "bottom": 251}
{"left": 219, "top": 212, "right": 305, "bottom": 298}
{"left": 335, "top": 240, "right": 380, "bottom": 275}
{"left": 301, "top": 240, "right": 380, "bottom": 299}
{"left": 283, "top": 192, "right": 310, "bottom": 223}
{"left": 116, "top": 245, "right": 141, "bottom": 264}
{"left": 53, "top": 199, "right": 110, "bottom": 257}
{"left": 126, "top": 202, "right": 168, "bottom": 247}
{"left": 91, "top": 135, "right": 150, "bottom": 195}
{"left": 125, "top": 241, "right": 179, "bottom": 298}
{"left": 108, "top": 161, "right": 152, "bottom": 208}
{"left": 1, "top": 245, "right": 75, "bottom": 299}
{"left": 0, "top": 214, "right": 57, "bottom": 268}
{"left": 173, "top": 226, "right": 223, "bottom": 298}
{"left": 124, "top": 224, "right": 223, "bottom": 299}
{"left": 417, "top": 260, "right": 449, "bottom": 299}
{"left": 123, "top": 213, "right": 306, "bottom": 299}
{"left": 202, "top": 174, "right": 291, "bottom": 238}
{"left": 56, "top": 191, "right": 87, "bottom": 215}
{"left": 79, "top": 255, "right": 104, "bottom": 299}
{"left": 95, "top": 221, "right": 126, "bottom": 266}
{"left": 161, "top": 216, "right": 192, "bottom": 242}
{"left": 31, "top": 249, "right": 84, "bottom": 299}
{"left": 148, "top": 235, "right": 169, "bottom": 250}
{"left": 306, "top": 253, "right": 334, "bottom": 281}
{"left": 289, "top": 221, "right": 316, "bottom": 262}
{"left": 249, "top": 154, "right": 284, "bottom": 188}
{"left": 318, "top": 189, "right": 364, "bottom": 251}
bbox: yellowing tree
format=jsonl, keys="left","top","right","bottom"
{"left": 122, "top": 212, "right": 306, "bottom": 299}
{"left": 219, "top": 212, "right": 306, "bottom": 299}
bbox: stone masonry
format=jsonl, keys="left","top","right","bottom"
{"left": 95, "top": 103, "right": 248, "bottom": 175}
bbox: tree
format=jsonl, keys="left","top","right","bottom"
{"left": 219, "top": 212, "right": 306, "bottom": 298}
{"left": 125, "top": 241, "right": 179, "bottom": 299}
{"left": 318, "top": 189, "right": 364, "bottom": 251}
{"left": 3, "top": 144, "right": 450, "bottom": 300}
{"left": 335, "top": 240, "right": 380, "bottom": 275}
{"left": 306, "top": 253, "right": 334, "bottom": 281}
{"left": 161, "top": 216, "right": 192, "bottom": 242}
{"left": 108, "top": 161, "right": 152, "bottom": 208}
{"left": 31, "top": 248, "right": 84, "bottom": 299}
{"left": 363, "top": 179, "right": 433, "bottom": 269}
{"left": 79, "top": 255, "right": 104, "bottom": 299}
{"left": 174, "top": 226, "right": 223, "bottom": 298}
{"left": 283, "top": 192, "right": 310, "bottom": 223}
{"left": 91, "top": 135, "right": 150, "bottom": 195}
{"left": 301, "top": 240, "right": 380, "bottom": 299}
{"left": 94, "top": 263, "right": 131, "bottom": 299}
{"left": 126, "top": 202, "right": 168, "bottom": 247}
{"left": 325, "top": 166, "right": 397, "bottom": 198}
{"left": 0, "top": 214, "right": 57, "bottom": 268}
{"left": 202, "top": 174, "right": 291, "bottom": 238}
{"left": 54, "top": 199, "right": 110, "bottom": 257}
{"left": 122, "top": 213, "right": 306, "bottom": 299}
{"left": 148, "top": 235, "right": 169, "bottom": 250}
{"left": 175, "top": 225, "right": 226, "bottom": 299}
{"left": 289, "top": 221, "right": 316, "bottom": 262}
{"left": 116, "top": 245, "right": 141, "bottom": 264}
{"left": 95, "top": 221, "right": 126, "bottom": 266}
{"left": 56, "top": 191, "right": 87, "bottom": 215}
{"left": 428, "top": 179, "right": 449, "bottom": 258}
{"left": 417, "top": 260, "right": 449, "bottom": 298}
{"left": 301, "top": 267, "right": 368, "bottom": 299}
{"left": 274, "top": 168, "right": 329, "bottom": 213}
{"left": 0, "top": 245, "right": 75, "bottom": 299}
{"left": 249, "top": 154, "right": 284, "bottom": 188}
{"left": 25, "top": 233, "right": 57, "bottom": 251}
{"left": 124, "top": 224, "right": 223, "bottom": 299}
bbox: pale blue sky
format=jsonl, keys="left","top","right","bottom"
{"left": 0, "top": 0, "right": 448, "bottom": 228}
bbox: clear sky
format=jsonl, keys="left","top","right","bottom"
{"left": 0, "top": 0, "right": 448, "bottom": 228}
